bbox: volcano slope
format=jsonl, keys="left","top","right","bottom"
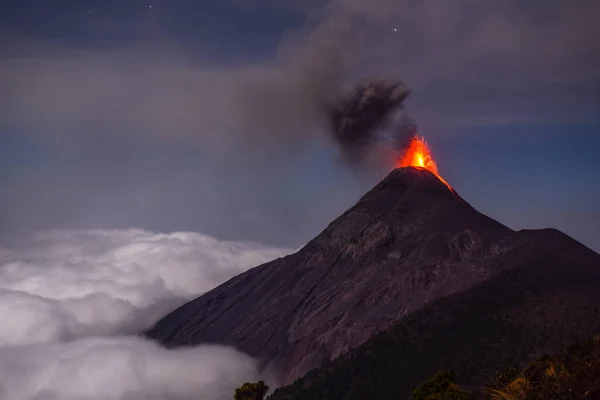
{"left": 269, "top": 228, "right": 600, "bottom": 399}
{"left": 146, "top": 167, "right": 600, "bottom": 389}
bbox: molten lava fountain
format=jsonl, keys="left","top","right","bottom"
{"left": 396, "top": 135, "right": 453, "bottom": 190}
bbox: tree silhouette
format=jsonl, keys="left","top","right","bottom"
{"left": 411, "top": 370, "right": 472, "bottom": 400}
{"left": 234, "top": 380, "right": 269, "bottom": 400}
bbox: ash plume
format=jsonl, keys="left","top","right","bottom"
{"left": 326, "top": 80, "right": 413, "bottom": 166}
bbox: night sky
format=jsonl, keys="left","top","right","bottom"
{"left": 1, "top": 0, "right": 599, "bottom": 252}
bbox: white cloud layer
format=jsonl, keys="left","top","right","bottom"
{"left": 0, "top": 229, "right": 290, "bottom": 399}
{"left": 0, "top": 229, "right": 290, "bottom": 345}
{"left": 0, "top": 338, "right": 269, "bottom": 400}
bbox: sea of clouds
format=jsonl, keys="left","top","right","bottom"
{"left": 0, "top": 229, "right": 291, "bottom": 400}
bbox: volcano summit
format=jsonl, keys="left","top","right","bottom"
{"left": 147, "top": 166, "right": 600, "bottom": 394}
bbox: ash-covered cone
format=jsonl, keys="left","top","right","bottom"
{"left": 147, "top": 167, "right": 515, "bottom": 380}
{"left": 147, "top": 168, "right": 600, "bottom": 397}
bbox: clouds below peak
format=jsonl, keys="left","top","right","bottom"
{"left": 0, "top": 338, "right": 270, "bottom": 400}
{"left": 0, "top": 229, "right": 287, "bottom": 399}
{"left": 0, "top": 229, "right": 291, "bottom": 345}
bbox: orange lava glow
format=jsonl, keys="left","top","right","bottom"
{"left": 396, "top": 135, "right": 452, "bottom": 190}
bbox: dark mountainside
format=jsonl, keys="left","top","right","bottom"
{"left": 269, "top": 228, "right": 600, "bottom": 399}
{"left": 148, "top": 166, "right": 599, "bottom": 391}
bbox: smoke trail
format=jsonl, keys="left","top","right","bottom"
{"left": 326, "top": 80, "right": 413, "bottom": 166}
{"left": 270, "top": 0, "right": 421, "bottom": 168}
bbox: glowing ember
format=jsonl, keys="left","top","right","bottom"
{"left": 397, "top": 135, "right": 452, "bottom": 190}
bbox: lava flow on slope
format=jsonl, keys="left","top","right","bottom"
{"left": 397, "top": 135, "right": 452, "bottom": 190}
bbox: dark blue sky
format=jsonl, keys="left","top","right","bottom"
{"left": 1, "top": 0, "right": 599, "bottom": 251}
{"left": 1, "top": 0, "right": 306, "bottom": 60}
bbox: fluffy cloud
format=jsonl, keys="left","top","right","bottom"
{"left": 0, "top": 338, "right": 271, "bottom": 400}
{"left": 0, "top": 229, "right": 289, "bottom": 399}
{"left": 0, "top": 229, "right": 290, "bottom": 345}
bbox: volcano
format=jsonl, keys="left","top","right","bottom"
{"left": 147, "top": 167, "right": 600, "bottom": 391}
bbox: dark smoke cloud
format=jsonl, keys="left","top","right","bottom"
{"left": 327, "top": 80, "right": 413, "bottom": 166}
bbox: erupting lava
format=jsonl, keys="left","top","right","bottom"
{"left": 397, "top": 135, "right": 452, "bottom": 190}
